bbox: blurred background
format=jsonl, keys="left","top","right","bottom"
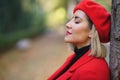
{"left": 0, "top": 0, "right": 111, "bottom": 80}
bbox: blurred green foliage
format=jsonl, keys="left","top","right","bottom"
{"left": 95, "top": 0, "right": 111, "bottom": 12}
{"left": 76, "top": 0, "right": 111, "bottom": 12}
{"left": 40, "top": 0, "right": 67, "bottom": 28}
{"left": 0, "top": 0, "right": 111, "bottom": 51}
{"left": 0, "top": 0, "right": 46, "bottom": 50}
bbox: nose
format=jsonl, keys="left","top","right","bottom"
{"left": 66, "top": 21, "right": 72, "bottom": 29}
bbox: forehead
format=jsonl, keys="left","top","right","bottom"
{"left": 74, "top": 10, "right": 87, "bottom": 19}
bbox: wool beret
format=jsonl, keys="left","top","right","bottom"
{"left": 73, "top": 0, "right": 111, "bottom": 43}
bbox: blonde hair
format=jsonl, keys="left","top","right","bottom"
{"left": 84, "top": 12, "right": 106, "bottom": 58}
{"left": 89, "top": 25, "right": 106, "bottom": 58}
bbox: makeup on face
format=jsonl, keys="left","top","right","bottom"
{"left": 64, "top": 10, "right": 91, "bottom": 48}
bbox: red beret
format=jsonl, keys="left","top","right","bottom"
{"left": 73, "top": 0, "right": 111, "bottom": 43}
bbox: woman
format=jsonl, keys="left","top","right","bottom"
{"left": 48, "top": 0, "right": 110, "bottom": 80}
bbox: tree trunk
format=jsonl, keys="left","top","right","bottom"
{"left": 110, "top": 0, "right": 120, "bottom": 80}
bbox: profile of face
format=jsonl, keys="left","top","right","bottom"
{"left": 64, "top": 10, "right": 92, "bottom": 48}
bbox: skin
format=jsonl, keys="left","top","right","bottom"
{"left": 64, "top": 10, "right": 92, "bottom": 49}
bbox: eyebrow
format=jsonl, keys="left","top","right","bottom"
{"left": 74, "top": 16, "right": 82, "bottom": 20}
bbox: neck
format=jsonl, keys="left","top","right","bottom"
{"left": 76, "top": 40, "right": 90, "bottom": 49}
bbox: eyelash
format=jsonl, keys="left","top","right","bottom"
{"left": 75, "top": 22, "right": 80, "bottom": 24}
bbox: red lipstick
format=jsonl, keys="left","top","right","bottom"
{"left": 66, "top": 31, "right": 72, "bottom": 35}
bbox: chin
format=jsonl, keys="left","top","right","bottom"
{"left": 64, "top": 37, "right": 73, "bottom": 43}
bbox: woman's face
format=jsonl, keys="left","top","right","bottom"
{"left": 64, "top": 10, "right": 91, "bottom": 48}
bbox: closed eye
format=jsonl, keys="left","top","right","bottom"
{"left": 75, "top": 22, "right": 80, "bottom": 24}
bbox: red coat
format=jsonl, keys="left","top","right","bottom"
{"left": 48, "top": 50, "right": 110, "bottom": 80}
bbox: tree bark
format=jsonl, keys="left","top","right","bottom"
{"left": 110, "top": 0, "right": 120, "bottom": 80}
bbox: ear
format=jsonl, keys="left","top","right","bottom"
{"left": 88, "top": 30, "right": 93, "bottom": 38}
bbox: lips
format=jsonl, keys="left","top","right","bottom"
{"left": 66, "top": 31, "right": 72, "bottom": 35}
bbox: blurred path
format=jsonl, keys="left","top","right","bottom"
{"left": 0, "top": 30, "right": 72, "bottom": 80}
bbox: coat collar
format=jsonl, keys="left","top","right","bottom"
{"left": 68, "top": 50, "right": 94, "bottom": 72}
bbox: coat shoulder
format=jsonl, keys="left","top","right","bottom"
{"left": 78, "top": 57, "right": 109, "bottom": 73}
{"left": 72, "top": 57, "right": 110, "bottom": 80}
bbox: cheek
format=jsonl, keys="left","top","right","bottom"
{"left": 72, "top": 27, "right": 89, "bottom": 42}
